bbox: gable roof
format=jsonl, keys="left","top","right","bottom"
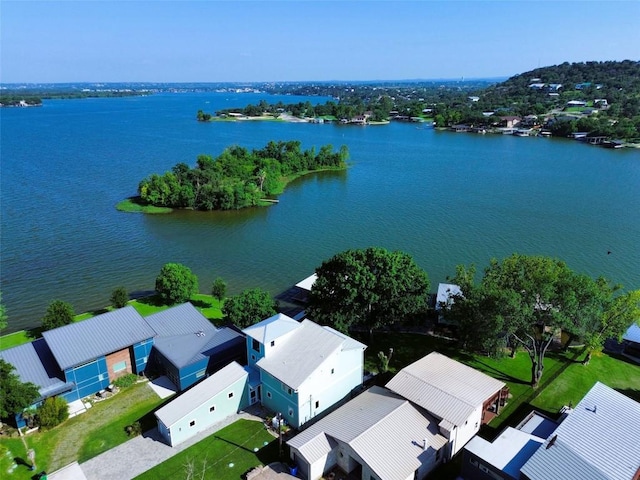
{"left": 154, "top": 361, "right": 247, "bottom": 428}
{"left": 0, "top": 339, "right": 73, "bottom": 399}
{"left": 243, "top": 313, "right": 301, "bottom": 345}
{"left": 288, "top": 386, "right": 447, "bottom": 480}
{"left": 623, "top": 323, "right": 640, "bottom": 344}
{"left": 256, "top": 319, "right": 362, "bottom": 389}
{"left": 42, "top": 306, "right": 156, "bottom": 370}
{"left": 520, "top": 382, "right": 640, "bottom": 480}
{"left": 146, "top": 303, "right": 244, "bottom": 369}
{"left": 295, "top": 273, "right": 317, "bottom": 292}
{"left": 385, "top": 352, "right": 505, "bottom": 426}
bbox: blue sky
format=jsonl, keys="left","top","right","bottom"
{"left": 1, "top": 0, "right": 638, "bottom": 83}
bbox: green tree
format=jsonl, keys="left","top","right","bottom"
{"left": 36, "top": 396, "right": 69, "bottom": 429}
{"left": 0, "top": 292, "right": 7, "bottom": 331}
{"left": 222, "top": 288, "right": 276, "bottom": 328}
{"left": 582, "top": 289, "right": 640, "bottom": 364}
{"left": 449, "top": 254, "right": 628, "bottom": 388}
{"left": 110, "top": 286, "right": 129, "bottom": 309}
{"left": 0, "top": 359, "right": 40, "bottom": 419}
{"left": 155, "top": 263, "right": 199, "bottom": 305}
{"left": 307, "top": 247, "right": 430, "bottom": 333}
{"left": 211, "top": 277, "right": 227, "bottom": 302}
{"left": 42, "top": 300, "right": 75, "bottom": 331}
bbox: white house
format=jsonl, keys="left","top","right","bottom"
{"left": 288, "top": 386, "right": 448, "bottom": 480}
{"left": 154, "top": 361, "right": 249, "bottom": 447}
{"left": 243, "top": 314, "right": 366, "bottom": 428}
{"left": 386, "top": 352, "right": 507, "bottom": 458}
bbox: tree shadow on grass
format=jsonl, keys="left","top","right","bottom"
{"left": 25, "top": 327, "right": 44, "bottom": 341}
{"left": 615, "top": 388, "right": 640, "bottom": 403}
{"left": 256, "top": 439, "right": 286, "bottom": 466}
{"left": 129, "top": 290, "right": 159, "bottom": 302}
{"left": 471, "top": 360, "right": 530, "bottom": 385}
{"left": 190, "top": 299, "right": 213, "bottom": 309}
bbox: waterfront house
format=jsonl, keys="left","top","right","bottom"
{"left": 288, "top": 386, "right": 448, "bottom": 480}
{"left": 462, "top": 411, "right": 559, "bottom": 480}
{"left": 386, "top": 352, "right": 508, "bottom": 458}
{"left": 145, "top": 303, "right": 245, "bottom": 391}
{"left": 520, "top": 382, "right": 640, "bottom": 480}
{"left": 243, "top": 313, "right": 366, "bottom": 428}
{"left": 622, "top": 323, "right": 640, "bottom": 361}
{"left": 155, "top": 361, "right": 249, "bottom": 447}
{"left": 500, "top": 116, "right": 521, "bottom": 128}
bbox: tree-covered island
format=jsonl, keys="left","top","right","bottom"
{"left": 119, "top": 141, "right": 348, "bottom": 212}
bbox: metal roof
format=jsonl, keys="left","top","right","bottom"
{"left": 520, "top": 382, "right": 640, "bottom": 480}
{"left": 465, "top": 427, "right": 545, "bottom": 479}
{"left": 146, "top": 303, "right": 244, "bottom": 369}
{"left": 288, "top": 386, "right": 447, "bottom": 480}
{"left": 622, "top": 323, "right": 640, "bottom": 343}
{"left": 385, "top": 352, "right": 505, "bottom": 426}
{"left": 435, "top": 283, "right": 462, "bottom": 309}
{"left": 42, "top": 306, "right": 156, "bottom": 370}
{"left": 295, "top": 274, "right": 317, "bottom": 292}
{"left": 0, "top": 339, "right": 73, "bottom": 399}
{"left": 154, "top": 361, "right": 247, "bottom": 427}
{"left": 256, "top": 320, "right": 353, "bottom": 389}
{"left": 243, "top": 313, "right": 301, "bottom": 345}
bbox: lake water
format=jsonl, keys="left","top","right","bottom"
{"left": 1, "top": 92, "right": 639, "bottom": 333}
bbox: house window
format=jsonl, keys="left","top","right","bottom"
{"left": 331, "top": 368, "right": 334, "bottom": 374}
{"left": 113, "top": 361, "right": 127, "bottom": 373}
{"left": 209, "top": 405, "right": 216, "bottom": 413}
{"left": 196, "top": 369, "right": 206, "bottom": 378}
{"left": 315, "top": 400, "right": 320, "bottom": 409}
{"left": 228, "top": 392, "right": 234, "bottom": 399}
{"left": 252, "top": 339, "right": 260, "bottom": 352}
{"left": 251, "top": 354, "right": 256, "bottom": 361}
{"left": 267, "top": 391, "right": 272, "bottom": 399}
{"left": 288, "top": 407, "right": 294, "bottom": 417}
{"left": 270, "top": 340, "right": 275, "bottom": 347}
{"left": 189, "top": 420, "right": 196, "bottom": 427}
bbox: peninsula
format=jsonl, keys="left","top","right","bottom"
{"left": 118, "top": 141, "right": 348, "bottom": 213}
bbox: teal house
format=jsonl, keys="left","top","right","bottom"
{"left": 155, "top": 361, "right": 249, "bottom": 447}
{"left": 243, "top": 314, "right": 366, "bottom": 429}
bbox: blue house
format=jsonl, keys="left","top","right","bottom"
{"left": 243, "top": 314, "right": 366, "bottom": 429}
{"left": 145, "top": 303, "right": 246, "bottom": 391}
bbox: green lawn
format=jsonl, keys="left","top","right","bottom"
{"left": 0, "top": 294, "right": 225, "bottom": 351}
{"left": 135, "top": 419, "right": 280, "bottom": 480}
{"left": 0, "top": 382, "right": 166, "bottom": 479}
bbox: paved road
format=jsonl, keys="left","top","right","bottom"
{"left": 80, "top": 411, "right": 263, "bottom": 480}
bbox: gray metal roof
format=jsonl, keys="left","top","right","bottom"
{"left": 146, "top": 303, "right": 244, "bottom": 369}
{"left": 154, "top": 361, "right": 247, "bottom": 427}
{"left": 243, "top": 313, "right": 301, "bottom": 345}
{"left": 288, "top": 386, "right": 447, "bottom": 480}
{"left": 42, "top": 306, "right": 156, "bottom": 370}
{"left": 623, "top": 323, "right": 640, "bottom": 343}
{"left": 386, "top": 352, "right": 505, "bottom": 426}
{"left": 0, "top": 339, "right": 72, "bottom": 399}
{"left": 256, "top": 319, "right": 351, "bottom": 389}
{"left": 520, "top": 382, "right": 640, "bottom": 480}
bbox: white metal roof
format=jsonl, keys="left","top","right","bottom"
{"left": 288, "top": 386, "right": 447, "bottom": 480}
{"left": 520, "top": 382, "right": 640, "bottom": 480}
{"left": 256, "top": 320, "right": 350, "bottom": 389}
{"left": 295, "top": 273, "right": 317, "bottom": 292}
{"left": 154, "top": 361, "right": 247, "bottom": 428}
{"left": 465, "top": 427, "right": 544, "bottom": 478}
{"left": 242, "top": 313, "right": 301, "bottom": 345}
{"left": 386, "top": 352, "right": 505, "bottom": 426}
{"left": 435, "top": 283, "right": 462, "bottom": 309}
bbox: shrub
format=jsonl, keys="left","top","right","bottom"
{"left": 36, "top": 396, "right": 69, "bottom": 429}
{"left": 113, "top": 374, "right": 138, "bottom": 388}
{"left": 125, "top": 421, "right": 142, "bottom": 437}
{"left": 110, "top": 286, "right": 129, "bottom": 308}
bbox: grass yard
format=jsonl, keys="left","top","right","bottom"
{"left": 0, "top": 382, "right": 165, "bottom": 479}
{"left": 135, "top": 419, "right": 280, "bottom": 480}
